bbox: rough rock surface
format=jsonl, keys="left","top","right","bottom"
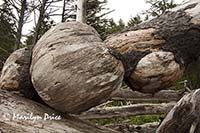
{"left": 31, "top": 21, "right": 124, "bottom": 114}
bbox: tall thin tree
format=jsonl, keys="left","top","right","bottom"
{"left": 14, "top": 0, "right": 27, "bottom": 50}
{"left": 32, "top": 0, "right": 47, "bottom": 46}
{"left": 76, "top": 0, "right": 86, "bottom": 23}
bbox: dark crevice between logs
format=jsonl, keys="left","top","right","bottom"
{"left": 16, "top": 47, "right": 45, "bottom": 105}
{"left": 108, "top": 48, "right": 151, "bottom": 88}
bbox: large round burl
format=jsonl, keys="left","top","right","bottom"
{"left": 30, "top": 22, "right": 124, "bottom": 114}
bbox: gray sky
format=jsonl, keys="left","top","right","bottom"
{"left": 106, "top": 0, "right": 183, "bottom": 22}
{"left": 0, "top": 0, "right": 184, "bottom": 35}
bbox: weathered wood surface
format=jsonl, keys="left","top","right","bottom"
{"left": 157, "top": 89, "right": 200, "bottom": 133}
{"left": 0, "top": 90, "right": 119, "bottom": 133}
{"left": 111, "top": 89, "right": 185, "bottom": 102}
{"left": 105, "top": 0, "right": 200, "bottom": 94}
{"left": 0, "top": 48, "right": 34, "bottom": 98}
{"left": 30, "top": 21, "right": 124, "bottom": 114}
{"left": 106, "top": 122, "right": 159, "bottom": 133}
{"left": 79, "top": 102, "right": 175, "bottom": 119}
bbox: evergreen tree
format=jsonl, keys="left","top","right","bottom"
{"left": 128, "top": 15, "right": 142, "bottom": 27}
{"left": 62, "top": 0, "right": 114, "bottom": 40}
{"left": 24, "top": 16, "right": 55, "bottom": 46}
{"left": 127, "top": 0, "right": 176, "bottom": 28}
{"left": 145, "top": 0, "right": 176, "bottom": 17}
{"left": 0, "top": 0, "right": 16, "bottom": 60}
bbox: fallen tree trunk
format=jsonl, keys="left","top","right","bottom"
{"left": 111, "top": 89, "right": 185, "bottom": 102}
{"left": 79, "top": 102, "right": 176, "bottom": 119}
{"left": 0, "top": 90, "right": 118, "bottom": 133}
{"left": 157, "top": 89, "right": 200, "bottom": 133}
{"left": 30, "top": 21, "right": 124, "bottom": 114}
{"left": 105, "top": 0, "right": 200, "bottom": 93}
{"left": 2, "top": 0, "right": 199, "bottom": 116}
{"left": 106, "top": 122, "right": 159, "bottom": 133}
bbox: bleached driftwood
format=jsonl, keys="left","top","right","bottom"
{"left": 0, "top": 90, "right": 118, "bottom": 133}
{"left": 111, "top": 89, "right": 185, "bottom": 102}
{"left": 30, "top": 21, "right": 124, "bottom": 114}
{"left": 105, "top": 0, "right": 200, "bottom": 94}
{"left": 79, "top": 102, "right": 175, "bottom": 119}
{"left": 157, "top": 89, "right": 200, "bottom": 133}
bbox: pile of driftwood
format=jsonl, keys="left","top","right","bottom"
{"left": 0, "top": 0, "right": 200, "bottom": 132}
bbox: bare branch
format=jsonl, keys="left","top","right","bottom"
{"left": 0, "top": 47, "right": 11, "bottom": 55}
{"left": 111, "top": 89, "right": 185, "bottom": 103}
{"left": 79, "top": 102, "right": 176, "bottom": 119}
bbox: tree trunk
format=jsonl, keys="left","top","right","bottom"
{"left": 61, "top": 0, "right": 67, "bottom": 22}
{"left": 157, "top": 89, "right": 200, "bottom": 133}
{"left": 76, "top": 0, "right": 86, "bottom": 23}
{"left": 0, "top": 90, "right": 119, "bottom": 133}
{"left": 104, "top": 0, "right": 200, "bottom": 94}
{"left": 32, "top": 0, "right": 47, "bottom": 46}
{"left": 14, "top": 0, "right": 26, "bottom": 50}
{"left": 30, "top": 21, "right": 124, "bottom": 114}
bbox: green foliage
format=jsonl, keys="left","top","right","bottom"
{"left": 64, "top": 0, "right": 122, "bottom": 40}
{"left": 0, "top": 0, "right": 16, "bottom": 60}
{"left": 129, "top": 114, "right": 163, "bottom": 125}
{"left": 100, "top": 19, "right": 126, "bottom": 39}
{"left": 86, "top": 0, "right": 118, "bottom": 40}
{"left": 174, "top": 60, "right": 200, "bottom": 90}
{"left": 24, "top": 16, "right": 55, "bottom": 46}
{"left": 90, "top": 114, "right": 164, "bottom": 126}
{"left": 128, "top": 15, "right": 142, "bottom": 27}
{"left": 24, "top": 34, "right": 34, "bottom": 46}
{"left": 37, "top": 16, "right": 55, "bottom": 40}
{"left": 145, "top": 0, "right": 176, "bottom": 17}
{"left": 127, "top": 0, "right": 177, "bottom": 28}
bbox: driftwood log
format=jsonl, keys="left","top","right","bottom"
{"left": 0, "top": 90, "right": 118, "bottom": 133}
{"left": 157, "top": 89, "right": 200, "bottom": 133}
{"left": 105, "top": 0, "right": 200, "bottom": 93}
{"left": 106, "top": 122, "right": 159, "bottom": 133}
{"left": 79, "top": 102, "right": 175, "bottom": 119}
{"left": 1, "top": 0, "right": 200, "bottom": 120}
{"left": 111, "top": 89, "right": 185, "bottom": 102}
{"left": 30, "top": 21, "right": 124, "bottom": 114}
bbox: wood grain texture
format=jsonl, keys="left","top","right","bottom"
{"left": 111, "top": 89, "right": 185, "bottom": 102}
{"left": 105, "top": 0, "right": 200, "bottom": 94}
{"left": 31, "top": 21, "right": 124, "bottom": 114}
{"left": 0, "top": 48, "right": 34, "bottom": 96}
{"left": 0, "top": 90, "right": 118, "bottom": 133}
{"left": 157, "top": 89, "right": 200, "bottom": 133}
{"left": 79, "top": 102, "right": 175, "bottom": 119}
